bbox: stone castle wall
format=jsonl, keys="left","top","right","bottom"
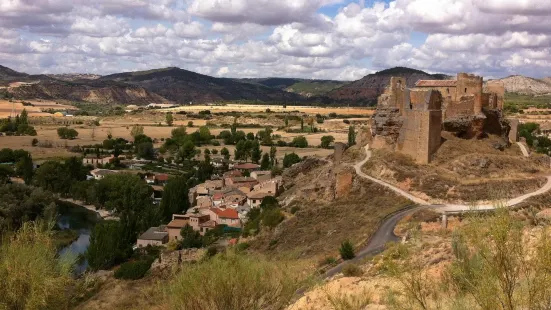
{"left": 444, "top": 95, "right": 476, "bottom": 119}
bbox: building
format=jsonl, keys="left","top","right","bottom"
{"left": 247, "top": 191, "right": 275, "bottom": 208}
{"left": 155, "top": 174, "right": 169, "bottom": 185}
{"left": 233, "top": 163, "right": 260, "bottom": 172}
{"left": 250, "top": 171, "right": 272, "bottom": 182}
{"left": 166, "top": 215, "right": 189, "bottom": 241}
{"left": 89, "top": 169, "right": 118, "bottom": 180}
{"left": 208, "top": 208, "right": 241, "bottom": 227}
{"left": 224, "top": 176, "right": 258, "bottom": 188}
{"left": 137, "top": 226, "right": 168, "bottom": 247}
{"left": 372, "top": 73, "right": 509, "bottom": 164}
{"left": 83, "top": 155, "right": 115, "bottom": 167}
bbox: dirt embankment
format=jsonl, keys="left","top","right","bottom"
{"left": 363, "top": 133, "right": 551, "bottom": 204}
{"left": 250, "top": 153, "right": 411, "bottom": 261}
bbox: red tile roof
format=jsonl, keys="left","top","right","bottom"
{"left": 415, "top": 80, "right": 457, "bottom": 87}
{"left": 155, "top": 174, "right": 169, "bottom": 181}
{"left": 211, "top": 208, "right": 240, "bottom": 219}
{"left": 213, "top": 193, "right": 224, "bottom": 200}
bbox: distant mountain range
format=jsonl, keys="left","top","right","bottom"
{"left": 1, "top": 64, "right": 549, "bottom": 106}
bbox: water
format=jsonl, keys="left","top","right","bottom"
{"left": 56, "top": 201, "right": 100, "bottom": 274}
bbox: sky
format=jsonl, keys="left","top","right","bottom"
{"left": 1, "top": 0, "right": 551, "bottom": 81}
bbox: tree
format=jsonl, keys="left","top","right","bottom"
{"left": 166, "top": 112, "right": 174, "bottom": 126}
{"left": 136, "top": 142, "right": 154, "bottom": 159}
{"left": 283, "top": 152, "right": 301, "bottom": 168}
{"left": 251, "top": 141, "right": 262, "bottom": 164}
{"left": 179, "top": 140, "right": 196, "bottom": 162}
{"left": 16, "top": 153, "right": 34, "bottom": 184}
{"left": 180, "top": 224, "right": 203, "bottom": 249}
{"left": 269, "top": 146, "right": 277, "bottom": 167}
{"left": 221, "top": 147, "right": 230, "bottom": 160}
{"left": 0, "top": 165, "right": 13, "bottom": 184}
{"left": 160, "top": 176, "right": 190, "bottom": 222}
{"left": 86, "top": 220, "right": 129, "bottom": 270}
{"left": 199, "top": 126, "right": 212, "bottom": 144}
{"left": 130, "top": 125, "right": 144, "bottom": 138}
{"left": 284, "top": 116, "right": 289, "bottom": 127}
{"left": 260, "top": 153, "right": 271, "bottom": 170}
{"left": 0, "top": 184, "right": 56, "bottom": 231}
{"left": 33, "top": 161, "right": 71, "bottom": 193}
{"left": 320, "top": 135, "right": 335, "bottom": 149}
{"left": 246, "top": 132, "right": 255, "bottom": 140}
{"left": 187, "top": 121, "right": 194, "bottom": 127}
{"left": 19, "top": 108, "right": 28, "bottom": 124}
{"left": 348, "top": 126, "right": 356, "bottom": 146}
{"left": 291, "top": 136, "right": 308, "bottom": 148}
{"left": 57, "top": 127, "right": 78, "bottom": 139}
{"left": 340, "top": 240, "right": 355, "bottom": 260}
{"left": 300, "top": 118, "right": 304, "bottom": 131}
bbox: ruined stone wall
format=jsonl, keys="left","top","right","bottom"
{"left": 485, "top": 81, "right": 505, "bottom": 110}
{"left": 396, "top": 109, "right": 442, "bottom": 164}
{"left": 456, "top": 73, "right": 483, "bottom": 114}
{"left": 444, "top": 95, "right": 476, "bottom": 119}
{"left": 508, "top": 118, "right": 519, "bottom": 142}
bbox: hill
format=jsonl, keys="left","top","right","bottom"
{"left": 101, "top": 67, "right": 304, "bottom": 104}
{"left": 240, "top": 77, "right": 347, "bottom": 97}
{"left": 327, "top": 67, "right": 450, "bottom": 105}
{"left": 494, "top": 75, "right": 551, "bottom": 95}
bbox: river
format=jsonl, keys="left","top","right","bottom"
{"left": 56, "top": 200, "right": 101, "bottom": 274}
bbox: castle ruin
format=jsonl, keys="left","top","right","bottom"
{"left": 372, "top": 73, "right": 512, "bottom": 164}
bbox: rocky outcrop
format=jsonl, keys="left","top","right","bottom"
{"left": 370, "top": 108, "right": 403, "bottom": 145}
{"left": 443, "top": 115, "right": 486, "bottom": 139}
{"left": 494, "top": 75, "right": 551, "bottom": 95}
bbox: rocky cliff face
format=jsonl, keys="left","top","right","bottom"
{"left": 494, "top": 75, "right": 551, "bottom": 94}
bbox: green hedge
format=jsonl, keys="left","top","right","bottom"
{"left": 114, "top": 258, "right": 154, "bottom": 280}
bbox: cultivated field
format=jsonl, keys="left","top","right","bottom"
{"left": 163, "top": 104, "right": 375, "bottom": 116}
{"left": 0, "top": 99, "right": 76, "bottom": 118}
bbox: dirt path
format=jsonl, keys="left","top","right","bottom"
{"left": 354, "top": 144, "right": 551, "bottom": 211}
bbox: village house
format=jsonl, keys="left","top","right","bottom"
{"left": 247, "top": 191, "right": 275, "bottom": 208}
{"left": 251, "top": 170, "right": 272, "bottom": 182}
{"left": 83, "top": 155, "right": 115, "bottom": 167}
{"left": 151, "top": 185, "right": 163, "bottom": 205}
{"left": 155, "top": 173, "right": 169, "bottom": 185}
{"left": 253, "top": 179, "right": 280, "bottom": 195}
{"left": 137, "top": 226, "right": 168, "bottom": 247}
{"left": 207, "top": 208, "right": 241, "bottom": 227}
{"left": 166, "top": 214, "right": 189, "bottom": 241}
{"left": 89, "top": 168, "right": 118, "bottom": 180}
{"left": 196, "top": 196, "right": 213, "bottom": 208}
{"left": 225, "top": 176, "right": 258, "bottom": 188}
{"left": 233, "top": 163, "right": 261, "bottom": 172}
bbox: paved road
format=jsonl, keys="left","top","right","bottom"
{"left": 320, "top": 143, "right": 551, "bottom": 280}
{"left": 322, "top": 207, "right": 420, "bottom": 278}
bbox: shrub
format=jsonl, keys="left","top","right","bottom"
{"left": 342, "top": 263, "right": 363, "bottom": 277}
{"left": 31, "top": 138, "right": 38, "bottom": 146}
{"left": 340, "top": 240, "right": 355, "bottom": 260}
{"left": 283, "top": 152, "right": 301, "bottom": 168}
{"left": 343, "top": 119, "right": 350, "bottom": 124}
{"left": 319, "top": 256, "right": 337, "bottom": 267}
{"left": 290, "top": 136, "right": 308, "bottom": 148}
{"left": 262, "top": 208, "right": 284, "bottom": 228}
{"left": 57, "top": 127, "right": 79, "bottom": 139}
{"left": 235, "top": 242, "right": 250, "bottom": 252}
{"left": 114, "top": 258, "right": 154, "bottom": 280}
{"left": 187, "top": 121, "right": 194, "bottom": 127}
{"left": 166, "top": 252, "right": 299, "bottom": 310}
{"left": 205, "top": 246, "right": 218, "bottom": 258}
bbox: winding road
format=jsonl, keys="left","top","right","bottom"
{"left": 322, "top": 143, "right": 551, "bottom": 278}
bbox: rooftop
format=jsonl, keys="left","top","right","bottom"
{"left": 211, "top": 208, "right": 240, "bottom": 219}
{"left": 233, "top": 163, "right": 260, "bottom": 170}
{"left": 167, "top": 219, "right": 188, "bottom": 228}
{"left": 231, "top": 177, "right": 257, "bottom": 183}
{"left": 138, "top": 226, "right": 168, "bottom": 241}
{"left": 155, "top": 174, "right": 169, "bottom": 181}
{"left": 247, "top": 191, "right": 275, "bottom": 199}
{"left": 90, "top": 169, "right": 118, "bottom": 176}
{"left": 415, "top": 80, "right": 457, "bottom": 87}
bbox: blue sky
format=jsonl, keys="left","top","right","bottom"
{"left": 1, "top": 0, "right": 551, "bottom": 80}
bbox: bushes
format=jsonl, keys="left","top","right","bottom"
{"left": 283, "top": 152, "right": 301, "bottom": 168}
{"left": 290, "top": 135, "right": 308, "bottom": 148}
{"left": 166, "top": 252, "right": 300, "bottom": 310}
{"left": 114, "top": 258, "right": 154, "bottom": 280}
{"left": 57, "top": 127, "right": 79, "bottom": 139}
{"left": 340, "top": 240, "right": 355, "bottom": 260}
{"left": 342, "top": 263, "right": 363, "bottom": 277}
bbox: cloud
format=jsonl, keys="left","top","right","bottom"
{"left": 0, "top": 0, "right": 551, "bottom": 81}
{"left": 189, "top": 0, "right": 340, "bottom": 26}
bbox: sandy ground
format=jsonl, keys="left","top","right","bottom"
{"left": 163, "top": 104, "right": 375, "bottom": 116}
